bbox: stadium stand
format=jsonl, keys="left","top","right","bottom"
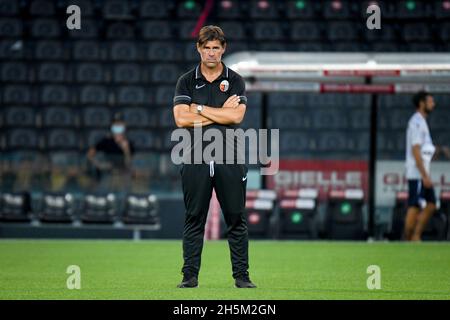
{"left": 0, "top": 0, "right": 449, "bottom": 240}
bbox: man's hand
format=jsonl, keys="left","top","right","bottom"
{"left": 222, "top": 94, "right": 240, "bottom": 108}
{"left": 422, "top": 175, "right": 433, "bottom": 188}
{"left": 173, "top": 104, "right": 215, "bottom": 127}
{"left": 117, "top": 138, "right": 130, "bottom": 154}
{"left": 189, "top": 103, "right": 197, "bottom": 113}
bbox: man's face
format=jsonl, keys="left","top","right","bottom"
{"left": 197, "top": 40, "right": 226, "bottom": 69}
{"left": 422, "top": 95, "right": 435, "bottom": 114}
{"left": 111, "top": 121, "right": 126, "bottom": 137}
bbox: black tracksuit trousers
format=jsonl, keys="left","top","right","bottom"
{"left": 180, "top": 162, "right": 249, "bottom": 279}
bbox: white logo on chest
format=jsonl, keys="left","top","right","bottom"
{"left": 220, "top": 80, "right": 229, "bottom": 92}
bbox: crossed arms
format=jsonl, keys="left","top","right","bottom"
{"left": 173, "top": 95, "right": 246, "bottom": 128}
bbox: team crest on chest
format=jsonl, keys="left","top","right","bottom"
{"left": 219, "top": 80, "right": 229, "bottom": 92}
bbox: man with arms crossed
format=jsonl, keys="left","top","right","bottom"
{"left": 172, "top": 25, "right": 256, "bottom": 288}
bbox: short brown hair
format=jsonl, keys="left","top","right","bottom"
{"left": 413, "top": 90, "right": 431, "bottom": 109}
{"left": 197, "top": 25, "right": 226, "bottom": 47}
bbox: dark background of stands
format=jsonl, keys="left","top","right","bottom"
{"left": 1, "top": 0, "right": 450, "bottom": 239}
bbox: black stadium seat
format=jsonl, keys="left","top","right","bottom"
{"left": 364, "top": 24, "right": 396, "bottom": 42}
{"left": 37, "top": 63, "right": 67, "bottom": 83}
{"left": 177, "top": 0, "right": 202, "bottom": 18}
{"left": 327, "top": 21, "right": 358, "bottom": 41}
{"left": 127, "top": 129, "right": 156, "bottom": 151}
{"left": 184, "top": 42, "right": 199, "bottom": 62}
{"left": 158, "top": 107, "right": 175, "bottom": 128}
{"left": 389, "top": 109, "right": 411, "bottom": 130}
{"left": 3, "top": 85, "right": 32, "bottom": 104}
{"left": 286, "top": 0, "right": 315, "bottom": 18}
{"left": 323, "top": 0, "right": 352, "bottom": 19}
{"left": 68, "top": 19, "right": 100, "bottom": 39}
{"left": 291, "top": 22, "right": 321, "bottom": 41}
{"left": 355, "top": 132, "right": 370, "bottom": 154}
{"left": 440, "top": 22, "right": 450, "bottom": 43}
{"left": 178, "top": 20, "right": 197, "bottom": 40}
{"left": 141, "top": 21, "right": 172, "bottom": 40}
{"left": 224, "top": 41, "right": 249, "bottom": 54}
{"left": 72, "top": 41, "right": 102, "bottom": 61}
{"left": 372, "top": 42, "right": 401, "bottom": 52}
{"left": 45, "top": 129, "right": 80, "bottom": 150}
{"left": 80, "top": 85, "right": 109, "bottom": 105}
{"left": 110, "top": 41, "right": 139, "bottom": 61}
{"left": 397, "top": 0, "right": 426, "bottom": 19}
{"left": 436, "top": 0, "right": 450, "bottom": 19}
{"left": 30, "top": 19, "right": 61, "bottom": 38}
{"left": 249, "top": 0, "right": 280, "bottom": 19}
{"left": 40, "top": 85, "right": 71, "bottom": 105}
{"left": 433, "top": 131, "right": 450, "bottom": 148}
{"left": 155, "top": 86, "right": 174, "bottom": 106}
{"left": 345, "top": 94, "right": 371, "bottom": 108}
{"left": 120, "top": 107, "right": 150, "bottom": 128}
{"left": 146, "top": 41, "right": 182, "bottom": 61}
{"left": 29, "top": 0, "right": 55, "bottom": 16}
{"left": 75, "top": 63, "right": 105, "bottom": 83}
{"left": 268, "top": 92, "right": 308, "bottom": 108}
{"left": 123, "top": 193, "right": 159, "bottom": 225}
{"left": 116, "top": 86, "right": 146, "bottom": 105}
{"left": 430, "top": 111, "right": 450, "bottom": 130}
{"left": 6, "top": 129, "right": 40, "bottom": 149}
{"left": 218, "top": 22, "right": 246, "bottom": 40}
{"left": 379, "top": 94, "right": 413, "bottom": 109}
{"left": 314, "top": 93, "right": 347, "bottom": 108}
{"left": 113, "top": 63, "right": 141, "bottom": 83}
{"left": 1, "top": 62, "right": 28, "bottom": 83}
{"left": 139, "top": 0, "right": 170, "bottom": 18}
{"left": 4, "top": 107, "right": 36, "bottom": 127}
{"left": 0, "top": 0, "right": 19, "bottom": 16}
{"left": 402, "top": 23, "right": 431, "bottom": 42}
{"left": 106, "top": 22, "right": 135, "bottom": 39}
{"left": 103, "top": 0, "right": 131, "bottom": 19}
{"left": 42, "top": 107, "right": 78, "bottom": 128}
{"left": 82, "top": 107, "right": 111, "bottom": 128}
{"left": 34, "top": 41, "right": 66, "bottom": 60}
{"left": 216, "top": 0, "right": 242, "bottom": 19}
{"left": 150, "top": 64, "right": 179, "bottom": 84}
{"left": 253, "top": 22, "right": 284, "bottom": 41}
{"left": 0, "top": 18, "right": 22, "bottom": 38}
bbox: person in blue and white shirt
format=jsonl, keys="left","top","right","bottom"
{"left": 404, "top": 91, "right": 436, "bottom": 241}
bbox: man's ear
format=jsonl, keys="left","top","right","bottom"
{"left": 196, "top": 43, "right": 201, "bottom": 54}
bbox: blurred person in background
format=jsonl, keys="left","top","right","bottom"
{"left": 404, "top": 91, "right": 437, "bottom": 241}
{"left": 87, "top": 112, "right": 135, "bottom": 193}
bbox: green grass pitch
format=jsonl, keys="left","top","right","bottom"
{"left": 0, "top": 240, "right": 449, "bottom": 300}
